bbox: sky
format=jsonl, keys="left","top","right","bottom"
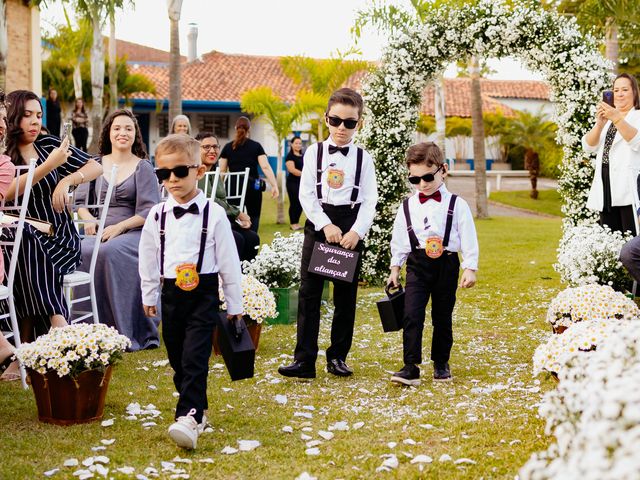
{"left": 40, "top": 0, "right": 542, "bottom": 80}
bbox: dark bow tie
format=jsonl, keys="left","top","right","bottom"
{"left": 419, "top": 191, "right": 442, "bottom": 204}
{"left": 328, "top": 145, "right": 350, "bottom": 156}
{"left": 173, "top": 203, "right": 199, "bottom": 219}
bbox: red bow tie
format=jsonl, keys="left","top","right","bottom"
{"left": 419, "top": 191, "right": 442, "bottom": 204}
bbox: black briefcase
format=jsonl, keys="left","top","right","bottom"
{"left": 376, "top": 284, "right": 405, "bottom": 332}
{"left": 215, "top": 312, "right": 255, "bottom": 381}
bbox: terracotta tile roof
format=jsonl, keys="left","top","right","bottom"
{"left": 125, "top": 45, "right": 550, "bottom": 117}
{"left": 421, "top": 78, "right": 549, "bottom": 117}
{"left": 115, "top": 38, "right": 185, "bottom": 64}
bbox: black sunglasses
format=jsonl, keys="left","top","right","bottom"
{"left": 154, "top": 165, "right": 199, "bottom": 183}
{"left": 408, "top": 165, "right": 443, "bottom": 184}
{"left": 326, "top": 115, "right": 358, "bottom": 129}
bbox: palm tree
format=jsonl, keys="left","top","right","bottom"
{"left": 553, "top": 0, "right": 640, "bottom": 73}
{"left": 280, "top": 51, "right": 370, "bottom": 141}
{"left": 469, "top": 56, "right": 488, "bottom": 217}
{"left": 241, "top": 87, "right": 324, "bottom": 224}
{"left": 167, "top": 0, "right": 182, "bottom": 123}
{"left": 501, "top": 110, "right": 558, "bottom": 199}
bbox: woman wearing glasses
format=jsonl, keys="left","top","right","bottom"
{"left": 76, "top": 109, "right": 160, "bottom": 350}
{"left": 218, "top": 116, "right": 279, "bottom": 232}
{"left": 195, "top": 131, "right": 259, "bottom": 261}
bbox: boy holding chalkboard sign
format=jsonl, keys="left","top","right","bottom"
{"left": 278, "top": 88, "right": 378, "bottom": 379}
{"left": 387, "top": 142, "right": 478, "bottom": 386}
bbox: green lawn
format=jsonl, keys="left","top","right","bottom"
{"left": 489, "top": 189, "right": 562, "bottom": 217}
{"left": 0, "top": 200, "right": 563, "bottom": 479}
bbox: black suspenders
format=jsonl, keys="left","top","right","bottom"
{"left": 159, "top": 201, "right": 210, "bottom": 277}
{"left": 315, "top": 142, "right": 364, "bottom": 208}
{"left": 402, "top": 194, "right": 458, "bottom": 252}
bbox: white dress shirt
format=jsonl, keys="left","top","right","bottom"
{"left": 390, "top": 184, "right": 479, "bottom": 271}
{"left": 299, "top": 136, "right": 378, "bottom": 239}
{"left": 139, "top": 191, "right": 243, "bottom": 315}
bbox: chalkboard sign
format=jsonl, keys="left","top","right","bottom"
{"left": 308, "top": 242, "right": 360, "bottom": 283}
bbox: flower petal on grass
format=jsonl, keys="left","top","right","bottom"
{"left": 100, "top": 419, "right": 114, "bottom": 427}
{"left": 295, "top": 473, "right": 317, "bottom": 480}
{"left": 221, "top": 446, "right": 238, "bottom": 455}
{"left": 454, "top": 458, "right": 476, "bottom": 465}
{"left": 44, "top": 468, "right": 60, "bottom": 477}
{"left": 318, "top": 431, "right": 334, "bottom": 440}
{"left": 410, "top": 455, "right": 433, "bottom": 464}
{"left": 352, "top": 422, "right": 365, "bottom": 430}
{"left": 282, "top": 426, "right": 293, "bottom": 433}
{"left": 376, "top": 455, "right": 399, "bottom": 472}
{"left": 438, "top": 454, "right": 452, "bottom": 462}
{"left": 274, "top": 394, "right": 287, "bottom": 404}
{"left": 305, "top": 447, "right": 320, "bottom": 456}
{"left": 116, "top": 466, "right": 135, "bottom": 474}
{"left": 238, "top": 440, "right": 261, "bottom": 451}
{"left": 328, "top": 421, "right": 349, "bottom": 431}
{"left": 64, "top": 459, "right": 79, "bottom": 467}
{"left": 100, "top": 439, "right": 115, "bottom": 446}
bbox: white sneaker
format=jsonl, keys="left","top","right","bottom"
{"left": 168, "top": 408, "right": 199, "bottom": 449}
{"left": 198, "top": 413, "right": 208, "bottom": 434}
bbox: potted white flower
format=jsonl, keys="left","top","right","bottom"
{"left": 547, "top": 284, "right": 639, "bottom": 333}
{"left": 216, "top": 274, "right": 277, "bottom": 352}
{"left": 14, "top": 323, "right": 131, "bottom": 425}
{"left": 554, "top": 223, "right": 632, "bottom": 292}
{"left": 242, "top": 232, "right": 305, "bottom": 324}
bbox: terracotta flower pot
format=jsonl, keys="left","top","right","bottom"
{"left": 213, "top": 317, "right": 261, "bottom": 355}
{"left": 27, "top": 366, "right": 113, "bottom": 425}
{"left": 552, "top": 325, "right": 568, "bottom": 334}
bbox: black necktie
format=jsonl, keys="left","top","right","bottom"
{"left": 328, "top": 145, "right": 349, "bottom": 156}
{"left": 173, "top": 203, "right": 199, "bottom": 219}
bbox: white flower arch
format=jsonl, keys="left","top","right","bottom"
{"left": 359, "top": 0, "right": 610, "bottom": 282}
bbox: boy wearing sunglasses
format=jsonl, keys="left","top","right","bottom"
{"left": 387, "top": 142, "right": 478, "bottom": 386}
{"left": 278, "top": 87, "right": 378, "bottom": 379}
{"left": 139, "top": 134, "right": 243, "bottom": 449}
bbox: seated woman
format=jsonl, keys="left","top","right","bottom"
{"left": 195, "top": 131, "right": 259, "bottom": 262}
{"left": 76, "top": 109, "right": 160, "bottom": 351}
{"left": 1, "top": 90, "right": 101, "bottom": 381}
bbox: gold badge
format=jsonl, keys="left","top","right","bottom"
{"left": 327, "top": 168, "right": 345, "bottom": 189}
{"left": 425, "top": 236, "right": 444, "bottom": 259}
{"left": 175, "top": 263, "right": 199, "bottom": 291}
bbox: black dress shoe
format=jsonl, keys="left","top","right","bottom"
{"left": 326, "top": 358, "right": 353, "bottom": 377}
{"left": 390, "top": 364, "right": 420, "bottom": 386}
{"left": 278, "top": 361, "right": 316, "bottom": 379}
{"left": 434, "top": 362, "right": 452, "bottom": 381}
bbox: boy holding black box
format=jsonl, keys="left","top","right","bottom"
{"left": 139, "top": 134, "right": 243, "bottom": 449}
{"left": 278, "top": 88, "right": 378, "bottom": 379}
{"left": 387, "top": 142, "right": 478, "bottom": 386}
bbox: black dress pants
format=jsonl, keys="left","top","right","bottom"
{"left": 232, "top": 221, "right": 260, "bottom": 261}
{"left": 161, "top": 273, "right": 219, "bottom": 424}
{"left": 403, "top": 251, "right": 460, "bottom": 366}
{"left": 294, "top": 204, "right": 362, "bottom": 364}
{"left": 600, "top": 205, "right": 637, "bottom": 236}
{"left": 286, "top": 177, "right": 303, "bottom": 224}
{"left": 244, "top": 186, "right": 262, "bottom": 233}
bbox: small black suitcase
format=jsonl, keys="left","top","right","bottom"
{"left": 216, "top": 313, "right": 255, "bottom": 381}
{"left": 376, "top": 284, "right": 405, "bottom": 332}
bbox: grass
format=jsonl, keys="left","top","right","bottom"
{"left": 0, "top": 196, "right": 564, "bottom": 480}
{"left": 489, "top": 189, "right": 562, "bottom": 217}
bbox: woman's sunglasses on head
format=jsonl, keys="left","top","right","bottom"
{"left": 326, "top": 115, "right": 358, "bottom": 130}
{"left": 408, "top": 165, "right": 443, "bottom": 185}
{"left": 154, "top": 165, "right": 199, "bottom": 183}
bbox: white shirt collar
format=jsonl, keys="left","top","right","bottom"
{"left": 326, "top": 135, "right": 355, "bottom": 148}
{"left": 165, "top": 189, "right": 207, "bottom": 209}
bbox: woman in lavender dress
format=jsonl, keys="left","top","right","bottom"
{"left": 76, "top": 109, "right": 160, "bottom": 350}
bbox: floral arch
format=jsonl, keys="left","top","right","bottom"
{"left": 358, "top": 0, "right": 610, "bottom": 282}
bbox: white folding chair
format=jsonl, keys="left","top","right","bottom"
{"left": 0, "top": 159, "right": 37, "bottom": 389}
{"left": 64, "top": 166, "right": 117, "bottom": 324}
{"left": 224, "top": 167, "right": 250, "bottom": 211}
{"left": 202, "top": 168, "right": 221, "bottom": 199}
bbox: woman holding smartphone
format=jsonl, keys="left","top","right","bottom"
{"left": 583, "top": 73, "right": 640, "bottom": 234}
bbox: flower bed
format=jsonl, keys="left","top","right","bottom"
{"left": 522, "top": 322, "right": 640, "bottom": 479}
{"left": 546, "top": 284, "right": 639, "bottom": 331}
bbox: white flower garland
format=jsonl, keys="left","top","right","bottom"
{"left": 360, "top": 0, "right": 610, "bottom": 282}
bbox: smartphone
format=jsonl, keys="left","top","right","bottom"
{"left": 61, "top": 121, "right": 72, "bottom": 142}
{"left": 603, "top": 90, "right": 614, "bottom": 107}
